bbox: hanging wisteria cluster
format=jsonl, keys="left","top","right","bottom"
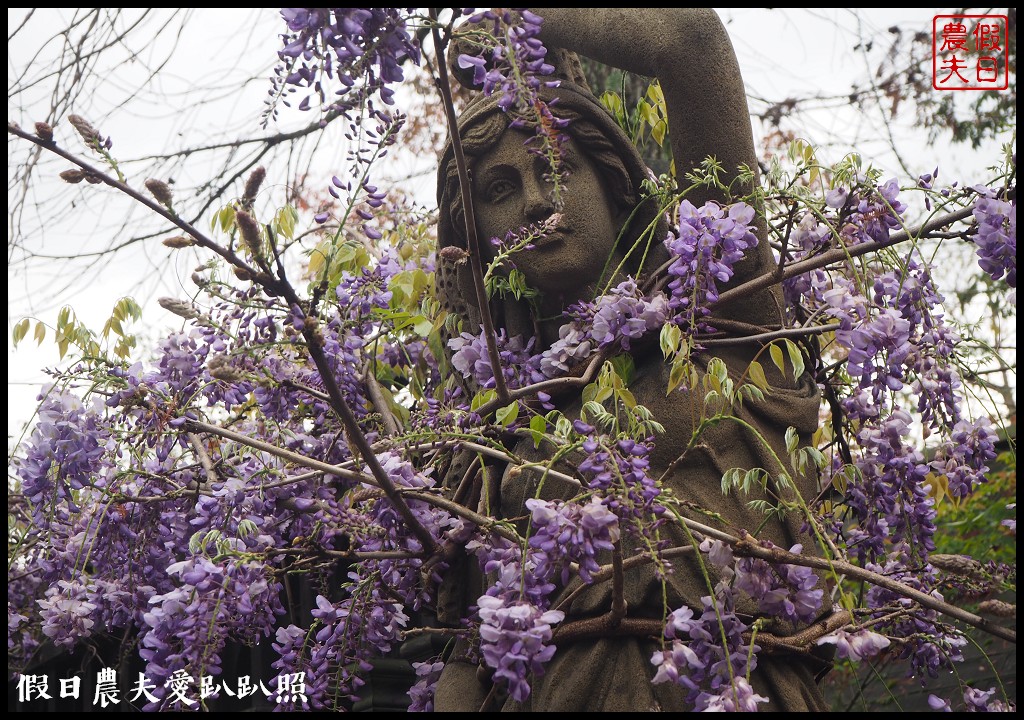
{"left": 8, "top": 7, "right": 1017, "bottom": 715}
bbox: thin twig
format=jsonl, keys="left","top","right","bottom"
{"left": 428, "top": 9, "right": 510, "bottom": 403}
{"left": 731, "top": 533, "right": 1016, "bottom": 644}
{"left": 185, "top": 431, "right": 219, "bottom": 489}
{"left": 699, "top": 322, "right": 841, "bottom": 347}
{"left": 185, "top": 418, "right": 368, "bottom": 484}
{"left": 7, "top": 122, "right": 271, "bottom": 285}
{"left": 714, "top": 206, "right": 976, "bottom": 308}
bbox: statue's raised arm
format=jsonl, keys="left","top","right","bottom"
{"left": 535, "top": 8, "right": 759, "bottom": 209}
{"left": 534, "top": 8, "right": 784, "bottom": 328}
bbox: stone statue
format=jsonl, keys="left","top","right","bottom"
{"left": 433, "top": 8, "right": 828, "bottom": 712}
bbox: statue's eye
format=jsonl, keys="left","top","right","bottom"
{"left": 485, "top": 178, "right": 516, "bottom": 202}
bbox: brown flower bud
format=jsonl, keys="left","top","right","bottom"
{"left": 929, "top": 553, "right": 986, "bottom": 579}
{"left": 207, "top": 354, "right": 246, "bottom": 383}
{"left": 191, "top": 272, "right": 207, "bottom": 287}
{"left": 978, "top": 599, "right": 1016, "bottom": 618}
{"left": 68, "top": 114, "right": 100, "bottom": 144}
{"left": 439, "top": 245, "right": 469, "bottom": 264}
{"left": 235, "top": 210, "right": 263, "bottom": 257}
{"left": 60, "top": 169, "right": 86, "bottom": 184}
{"left": 233, "top": 266, "right": 254, "bottom": 281}
{"left": 144, "top": 178, "right": 173, "bottom": 207}
{"left": 34, "top": 122, "right": 54, "bottom": 142}
{"left": 243, "top": 166, "right": 266, "bottom": 204}
{"left": 158, "top": 297, "right": 199, "bottom": 320}
{"left": 162, "top": 235, "right": 195, "bottom": 249}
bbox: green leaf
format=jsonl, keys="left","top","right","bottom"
{"left": 32, "top": 321, "right": 45, "bottom": 345}
{"left": 496, "top": 402, "right": 519, "bottom": 427}
{"left": 785, "top": 426, "right": 800, "bottom": 454}
{"left": 784, "top": 339, "right": 805, "bottom": 380}
{"left": 470, "top": 389, "right": 497, "bottom": 413}
{"left": 554, "top": 415, "right": 572, "bottom": 439}
{"left": 276, "top": 205, "right": 298, "bottom": 240}
{"left": 709, "top": 357, "right": 728, "bottom": 390}
{"left": 220, "top": 205, "right": 236, "bottom": 233}
{"left": 775, "top": 473, "right": 793, "bottom": 491}
{"left": 529, "top": 414, "right": 547, "bottom": 449}
{"left": 667, "top": 356, "right": 688, "bottom": 395}
{"left": 660, "top": 322, "right": 681, "bottom": 359}
{"left": 411, "top": 315, "right": 432, "bottom": 338}
{"left": 651, "top": 118, "right": 667, "bottom": 147}
{"left": 12, "top": 318, "right": 30, "bottom": 345}
{"left": 581, "top": 400, "right": 605, "bottom": 422}
{"left": 610, "top": 353, "right": 635, "bottom": 385}
{"left": 739, "top": 384, "right": 765, "bottom": 403}
{"left": 600, "top": 91, "right": 625, "bottom": 126}
{"left": 769, "top": 343, "right": 785, "bottom": 376}
{"left": 747, "top": 361, "right": 769, "bottom": 391}
{"left": 617, "top": 386, "right": 637, "bottom": 409}
{"left": 581, "top": 383, "right": 612, "bottom": 405}
{"left": 721, "top": 467, "right": 743, "bottom": 494}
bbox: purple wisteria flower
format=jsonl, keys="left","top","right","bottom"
{"left": 815, "top": 628, "right": 891, "bottom": 662}
{"left": 450, "top": 278, "right": 667, "bottom": 388}
{"left": 274, "top": 9, "right": 420, "bottom": 117}
{"left": 577, "top": 436, "right": 663, "bottom": 519}
{"left": 650, "top": 588, "right": 763, "bottom": 711}
{"left": 449, "top": 327, "right": 537, "bottom": 390}
{"left": 863, "top": 546, "right": 967, "bottom": 679}
{"left": 456, "top": 9, "right": 555, "bottom": 113}
{"left": 476, "top": 594, "right": 564, "bottom": 702}
{"left": 929, "top": 417, "right": 998, "bottom": 498}
{"left": 701, "top": 539, "right": 823, "bottom": 624}
{"left": 829, "top": 178, "right": 908, "bottom": 246}
{"left": 37, "top": 580, "right": 96, "bottom": 649}
{"left": 842, "top": 401, "right": 937, "bottom": 563}
{"left": 407, "top": 659, "right": 445, "bottom": 712}
{"left": 18, "top": 390, "right": 108, "bottom": 527}
{"left": 139, "top": 556, "right": 284, "bottom": 709}
{"left": 665, "top": 200, "right": 759, "bottom": 335}
{"left": 963, "top": 686, "right": 1015, "bottom": 712}
{"left": 972, "top": 189, "right": 1016, "bottom": 288}
{"left": 526, "top": 496, "right": 620, "bottom": 584}
{"left": 701, "top": 677, "right": 770, "bottom": 712}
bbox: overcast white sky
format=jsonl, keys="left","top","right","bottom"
{"left": 7, "top": 8, "right": 1013, "bottom": 440}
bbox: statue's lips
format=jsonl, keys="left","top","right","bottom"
{"left": 531, "top": 227, "right": 570, "bottom": 249}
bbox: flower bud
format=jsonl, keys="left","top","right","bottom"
{"left": 162, "top": 235, "right": 195, "bottom": 249}
{"left": 929, "top": 553, "right": 986, "bottom": 579}
{"left": 233, "top": 266, "right": 254, "bottom": 281}
{"left": 208, "top": 354, "right": 246, "bottom": 383}
{"left": 158, "top": 297, "right": 199, "bottom": 320}
{"left": 34, "top": 122, "right": 54, "bottom": 142}
{"left": 439, "top": 246, "right": 469, "bottom": 264}
{"left": 60, "top": 169, "right": 86, "bottom": 184}
{"left": 243, "top": 166, "right": 266, "bottom": 204}
{"left": 978, "top": 599, "right": 1015, "bottom": 618}
{"left": 144, "top": 178, "right": 174, "bottom": 206}
{"left": 68, "top": 114, "right": 100, "bottom": 145}
{"left": 235, "top": 210, "right": 263, "bottom": 257}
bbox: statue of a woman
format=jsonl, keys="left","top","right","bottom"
{"left": 433, "top": 9, "right": 828, "bottom": 711}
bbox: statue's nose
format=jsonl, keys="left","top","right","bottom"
{"left": 524, "top": 180, "right": 555, "bottom": 222}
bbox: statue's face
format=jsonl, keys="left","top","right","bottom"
{"left": 472, "top": 129, "right": 622, "bottom": 298}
